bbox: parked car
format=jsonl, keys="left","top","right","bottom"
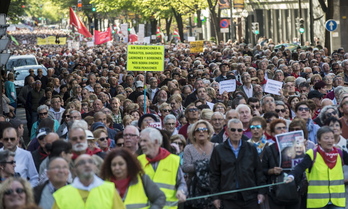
{"left": 5, "top": 55, "right": 38, "bottom": 71}
{"left": 12, "top": 65, "right": 47, "bottom": 94}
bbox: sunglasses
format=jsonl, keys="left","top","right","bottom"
{"left": 4, "top": 188, "right": 25, "bottom": 196}
{"left": 98, "top": 137, "right": 108, "bottom": 142}
{"left": 275, "top": 109, "right": 286, "bottom": 113}
{"left": 188, "top": 108, "right": 198, "bottom": 112}
{"left": 3, "top": 137, "right": 16, "bottom": 142}
{"left": 165, "top": 123, "right": 175, "bottom": 126}
{"left": 275, "top": 126, "right": 287, "bottom": 130}
{"left": 250, "top": 105, "right": 260, "bottom": 109}
{"left": 161, "top": 109, "right": 171, "bottom": 112}
{"left": 230, "top": 128, "right": 243, "bottom": 133}
{"left": 39, "top": 112, "right": 48, "bottom": 116}
{"left": 298, "top": 107, "right": 310, "bottom": 112}
{"left": 250, "top": 125, "right": 262, "bottom": 130}
{"left": 4, "top": 160, "right": 16, "bottom": 164}
{"left": 195, "top": 127, "right": 208, "bottom": 132}
{"left": 326, "top": 111, "right": 337, "bottom": 117}
{"left": 173, "top": 142, "right": 183, "bottom": 146}
{"left": 65, "top": 115, "right": 70, "bottom": 118}
{"left": 117, "top": 143, "right": 124, "bottom": 147}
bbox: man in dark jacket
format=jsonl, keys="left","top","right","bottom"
{"left": 33, "top": 157, "right": 69, "bottom": 209}
{"left": 210, "top": 118, "right": 267, "bottom": 209}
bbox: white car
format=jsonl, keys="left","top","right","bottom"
{"left": 6, "top": 55, "right": 39, "bottom": 71}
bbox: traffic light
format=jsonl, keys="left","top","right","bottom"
{"left": 92, "top": 7, "right": 96, "bottom": 12}
{"left": 252, "top": 22, "right": 259, "bottom": 35}
{"left": 299, "top": 18, "right": 305, "bottom": 34}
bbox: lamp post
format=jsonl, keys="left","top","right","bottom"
{"left": 229, "top": 0, "right": 234, "bottom": 41}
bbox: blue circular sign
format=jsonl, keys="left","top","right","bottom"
{"left": 325, "top": 19, "right": 338, "bottom": 32}
{"left": 220, "top": 19, "right": 229, "bottom": 28}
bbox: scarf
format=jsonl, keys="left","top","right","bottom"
{"left": 317, "top": 146, "right": 339, "bottom": 169}
{"left": 87, "top": 147, "right": 103, "bottom": 155}
{"left": 72, "top": 149, "right": 94, "bottom": 160}
{"left": 38, "top": 147, "right": 48, "bottom": 160}
{"left": 110, "top": 177, "right": 131, "bottom": 198}
{"left": 146, "top": 148, "right": 170, "bottom": 165}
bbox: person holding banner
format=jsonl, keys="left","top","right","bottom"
{"left": 286, "top": 126, "right": 348, "bottom": 209}
{"left": 262, "top": 119, "right": 302, "bottom": 209}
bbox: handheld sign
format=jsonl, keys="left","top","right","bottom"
{"left": 127, "top": 45, "right": 165, "bottom": 71}
{"left": 264, "top": 79, "right": 283, "bottom": 95}
{"left": 219, "top": 79, "right": 236, "bottom": 93}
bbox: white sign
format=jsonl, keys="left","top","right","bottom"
{"left": 151, "top": 35, "right": 156, "bottom": 40}
{"left": 138, "top": 24, "right": 145, "bottom": 43}
{"left": 144, "top": 37, "right": 151, "bottom": 44}
{"left": 220, "top": 28, "right": 229, "bottom": 33}
{"left": 86, "top": 41, "right": 94, "bottom": 47}
{"left": 121, "top": 24, "right": 128, "bottom": 36}
{"left": 219, "top": 79, "right": 236, "bottom": 93}
{"left": 149, "top": 122, "right": 162, "bottom": 129}
{"left": 188, "top": 36, "right": 196, "bottom": 42}
{"left": 264, "top": 79, "right": 283, "bottom": 95}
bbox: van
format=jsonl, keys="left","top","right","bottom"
{"left": 5, "top": 55, "right": 38, "bottom": 71}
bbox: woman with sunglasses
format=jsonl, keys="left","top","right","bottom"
{"left": 56, "top": 108, "right": 72, "bottom": 139}
{"left": 262, "top": 119, "right": 302, "bottom": 209}
{"left": 100, "top": 148, "right": 165, "bottom": 208}
{"left": 183, "top": 120, "right": 215, "bottom": 209}
{"left": 92, "top": 129, "right": 110, "bottom": 153}
{"left": 0, "top": 150, "right": 19, "bottom": 183}
{"left": 247, "top": 116, "right": 271, "bottom": 156}
{"left": 0, "top": 177, "right": 35, "bottom": 209}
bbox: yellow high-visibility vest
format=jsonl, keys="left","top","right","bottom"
{"left": 306, "top": 149, "right": 345, "bottom": 208}
{"left": 53, "top": 182, "right": 115, "bottom": 209}
{"left": 123, "top": 175, "right": 149, "bottom": 209}
{"left": 138, "top": 154, "right": 180, "bottom": 209}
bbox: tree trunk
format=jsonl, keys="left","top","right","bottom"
{"left": 196, "top": 10, "right": 203, "bottom": 40}
{"left": 173, "top": 8, "right": 184, "bottom": 41}
{"left": 150, "top": 18, "right": 157, "bottom": 35}
{"left": 207, "top": 0, "right": 221, "bottom": 43}
{"left": 324, "top": 0, "right": 333, "bottom": 53}
{"left": 165, "top": 16, "right": 173, "bottom": 42}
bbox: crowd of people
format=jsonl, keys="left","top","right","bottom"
{"left": 1, "top": 31, "right": 348, "bottom": 209}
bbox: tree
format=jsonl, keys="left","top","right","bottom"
{"left": 318, "top": 0, "right": 333, "bottom": 52}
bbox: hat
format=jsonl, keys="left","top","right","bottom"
{"left": 91, "top": 122, "right": 106, "bottom": 131}
{"left": 37, "top": 127, "right": 52, "bottom": 139}
{"left": 308, "top": 90, "right": 324, "bottom": 99}
{"left": 9, "top": 119, "right": 26, "bottom": 129}
{"left": 138, "top": 114, "right": 159, "bottom": 128}
{"left": 135, "top": 81, "right": 144, "bottom": 88}
{"left": 188, "top": 74, "right": 196, "bottom": 80}
{"left": 85, "top": 130, "right": 95, "bottom": 140}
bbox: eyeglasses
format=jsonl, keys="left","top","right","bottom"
{"left": 298, "top": 107, "right": 310, "bottom": 112}
{"left": 48, "top": 166, "right": 69, "bottom": 171}
{"left": 195, "top": 127, "right": 208, "bottom": 132}
{"left": 173, "top": 142, "right": 183, "bottom": 146}
{"left": 98, "top": 137, "right": 108, "bottom": 142}
{"left": 123, "top": 133, "right": 138, "bottom": 138}
{"left": 161, "top": 109, "right": 171, "bottom": 112}
{"left": 4, "top": 161, "right": 16, "bottom": 164}
{"left": 275, "top": 109, "right": 286, "bottom": 113}
{"left": 250, "top": 125, "right": 262, "bottom": 130}
{"left": 250, "top": 105, "right": 260, "bottom": 109}
{"left": 39, "top": 112, "right": 48, "bottom": 116}
{"left": 4, "top": 188, "right": 25, "bottom": 196}
{"left": 188, "top": 108, "right": 198, "bottom": 112}
{"left": 70, "top": 136, "right": 85, "bottom": 141}
{"left": 3, "top": 137, "right": 16, "bottom": 142}
{"left": 117, "top": 143, "right": 124, "bottom": 147}
{"left": 29, "top": 71, "right": 34, "bottom": 73}
{"left": 165, "top": 123, "right": 175, "bottom": 126}
{"left": 326, "top": 111, "right": 337, "bottom": 117}
{"left": 275, "top": 126, "right": 287, "bottom": 130}
{"left": 65, "top": 115, "right": 70, "bottom": 118}
{"left": 230, "top": 128, "right": 243, "bottom": 132}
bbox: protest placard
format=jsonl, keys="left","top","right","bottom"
{"left": 264, "top": 79, "right": 283, "bottom": 95}
{"left": 219, "top": 79, "right": 236, "bottom": 93}
{"left": 276, "top": 130, "right": 305, "bottom": 169}
{"left": 127, "top": 45, "right": 164, "bottom": 71}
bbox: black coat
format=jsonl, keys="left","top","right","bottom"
{"left": 210, "top": 139, "right": 267, "bottom": 202}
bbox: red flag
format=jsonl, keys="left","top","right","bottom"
{"left": 94, "top": 27, "right": 112, "bottom": 45}
{"left": 173, "top": 29, "right": 180, "bottom": 40}
{"left": 69, "top": 7, "right": 92, "bottom": 38}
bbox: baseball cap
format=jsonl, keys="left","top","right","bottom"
{"left": 37, "top": 127, "right": 52, "bottom": 139}
{"left": 308, "top": 90, "right": 324, "bottom": 99}
{"left": 135, "top": 81, "right": 144, "bottom": 88}
{"left": 91, "top": 122, "right": 106, "bottom": 131}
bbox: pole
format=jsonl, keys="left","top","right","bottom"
{"left": 298, "top": 0, "right": 304, "bottom": 45}
{"left": 143, "top": 71, "right": 147, "bottom": 114}
{"left": 230, "top": 0, "right": 234, "bottom": 41}
{"left": 309, "top": 0, "right": 314, "bottom": 45}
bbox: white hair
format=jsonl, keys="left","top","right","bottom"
{"left": 141, "top": 127, "right": 162, "bottom": 144}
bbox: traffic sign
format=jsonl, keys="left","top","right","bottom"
{"left": 220, "top": 19, "right": 229, "bottom": 28}
{"left": 325, "top": 19, "right": 338, "bottom": 32}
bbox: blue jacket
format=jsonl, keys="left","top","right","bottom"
{"left": 307, "top": 119, "right": 320, "bottom": 144}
